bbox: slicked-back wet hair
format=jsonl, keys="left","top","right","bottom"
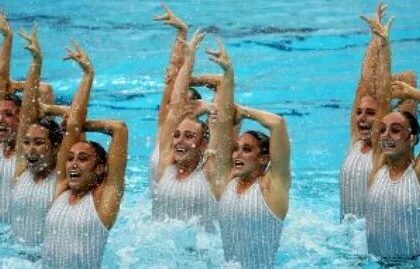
{"left": 3, "top": 93, "right": 22, "bottom": 108}
{"left": 401, "top": 111, "right": 420, "bottom": 146}
{"left": 33, "top": 117, "right": 63, "bottom": 147}
{"left": 244, "top": 130, "right": 270, "bottom": 155}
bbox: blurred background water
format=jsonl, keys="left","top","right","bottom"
{"left": 1, "top": 0, "right": 420, "bottom": 268}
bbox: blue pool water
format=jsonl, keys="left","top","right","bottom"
{"left": 1, "top": 0, "right": 420, "bottom": 268}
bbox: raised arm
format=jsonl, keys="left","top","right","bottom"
{"left": 84, "top": 120, "right": 128, "bottom": 229}
{"left": 157, "top": 30, "right": 205, "bottom": 176}
{"left": 0, "top": 12, "right": 12, "bottom": 97}
{"left": 154, "top": 3, "right": 188, "bottom": 127}
{"left": 350, "top": 4, "right": 388, "bottom": 141}
{"left": 40, "top": 103, "right": 70, "bottom": 118}
{"left": 14, "top": 26, "right": 42, "bottom": 178}
{"left": 55, "top": 42, "right": 94, "bottom": 196}
{"left": 204, "top": 38, "right": 235, "bottom": 199}
{"left": 190, "top": 74, "right": 222, "bottom": 91}
{"left": 367, "top": 12, "right": 394, "bottom": 181}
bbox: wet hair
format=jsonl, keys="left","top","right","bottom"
{"left": 189, "top": 87, "right": 202, "bottom": 100}
{"left": 81, "top": 140, "right": 107, "bottom": 166}
{"left": 33, "top": 117, "right": 63, "bottom": 147}
{"left": 199, "top": 120, "right": 209, "bottom": 141}
{"left": 3, "top": 93, "right": 22, "bottom": 108}
{"left": 401, "top": 111, "right": 420, "bottom": 146}
{"left": 244, "top": 130, "right": 270, "bottom": 155}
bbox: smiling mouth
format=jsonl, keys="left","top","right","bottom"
{"left": 68, "top": 170, "right": 81, "bottom": 180}
{"left": 0, "top": 126, "right": 7, "bottom": 134}
{"left": 358, "top": 123, "right": 371, "bottom": 133}
{"left": 234, "top": 160, "right": 244, "bottom": 168}
{"left": 381, "top": 139, "right": 396, "bottom": 149}
{"left": 26, "top": 155, "right": 39, "bottom": 165}
{"left": 175, "top": 147, "right": 187, "bottom": 154}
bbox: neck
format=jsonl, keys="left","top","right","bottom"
{"left": 360, "top": 137, "right": 372, "bottom": 153}
{"left": 69, "top": 187, "right": 92, "bottom": 204}
{"left": 175, "top": 158, "right": 200, "bottom": 180}
{"left": 386, "top": 152, "right": 412, "bottom": 180}
{"left": 32, "top": 166, "right": 54, "bottom": 183}
{"left": 2, "top": 140, "right": 15, "bottom": 157}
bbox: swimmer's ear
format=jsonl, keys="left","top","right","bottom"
{"left": 259, "top": 155, "right": 270, "bottom": 169}
{"left": 410, "top": 134, "right": 418, "bottom": 147}
{"left": 94, "top": 163, "right": 107, "bottom": 180}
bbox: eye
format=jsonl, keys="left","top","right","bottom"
{"left": 366, "top": 110, "right": 376, "bottom": 116}
{"left": 23, "top": 139, "right": 30, "bottom": 145}
{"left": 172, "top": 130, "right": 181, "bottom": 139}
{"left": 379, "top": 125, "right": 387, "bottom": 134}
{"left": 35, "top": 140, "right": 45, "bottom": 146}
{"left": 67, "top": 154, "right": 74, "bottom": 162}
{"left": 356, "top": 109, "right": 362, "bottom": 116}
{"left": 243, "top": 146, "right": 253, "bottom": 153}
{"left": 233, "top": 144, "right": 239, "bottom": 152}
{"left": 185, "top": 132, "right": 195, "bottom": 140}
{"left": 390, "top": 126, "right": 402, "bottom": 134}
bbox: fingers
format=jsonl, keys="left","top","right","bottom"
{"left": 161, "top": 2, "right": 173, "bottom": 16}
{"left": 18, "top": 30, "right": 31, "bottom": 41}
{"left": 386, "top": 16, "right": 395, "bottom": 30}
{"left": 376, "top": 3, "right": 388, "bottom": 21}
{"left": 153, "top": 14, "right": 169, "bottom": 21}
{"left": 360, "top": 15, "right": 371, "bottom": 25}
{"left": 205, "top": 48, "right": 220, "bottom": 57}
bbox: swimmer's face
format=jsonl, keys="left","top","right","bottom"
{"left": 23, "top": 124, "right": 55, "bottom": 175}
{"left": 355, "top": 96, "right": 378, "bottom": 141}
{"left": 379, "top": 112, "right": 412, "bottom": 158}
{"left": 231, "top": 133, "right": 267, "bottom": 179}
{"left": 0, "top": 100, "right": 20, "bottom": 144}
{"left": 172, "top": 118, "right": 206, "bottom": 165}
{"left": 66, "top": 142, "right": 104, "bottom": 192}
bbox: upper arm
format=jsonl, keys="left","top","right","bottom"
{"left": 97, "top": 122, "right": 128, "bottom": 228}
{"left": 269, "top": 117, "right": 291, "bottom": 191}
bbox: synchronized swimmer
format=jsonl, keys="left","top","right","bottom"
{"left": 0, "top": 2, "right": 419, "bottom": 268}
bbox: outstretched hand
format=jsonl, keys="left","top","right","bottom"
{"left": 360, "top": 3, "right": 394, "bottom": 40}
{"left": 0, "top": 11, "right": 11, "bottom": 36}
{"left": 64, "top": 41, "right": 93, "bottom": 72}
{"left": 19, "top": 25, "right": 41, "bottom": 59}
{"left": 180, "top": 29, "right": 206, "bottom": 57}
{"left": 206, "top": 37, "right": 231, "bottom": 71}
{"left": 154, "top": 2, "right": 187, "bottom": 30}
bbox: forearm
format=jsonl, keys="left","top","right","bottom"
{"left": 159, "top": 28, "right": 188, "bottom": 125}
{"left": 190, "top": 74, "right": 221, "bottom": 90}
{"left": 359, "top": 35, "right": 382, "bottom": 97}
{"left": 66, "top": 69, "right": 93, "bottom": 133}
{"left": 40, "top": 103, "right": 69, "bottom": 117}
{"left": 0, "top": 31, "right": 12, "bottom": 88}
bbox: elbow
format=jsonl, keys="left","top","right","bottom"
{"left": 270, "top": 116, "right": 285, "bottom": 128}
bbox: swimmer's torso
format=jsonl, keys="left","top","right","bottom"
{"left": 218, "top": 178, "right": 284, "bottom": 268}
{"left": 367, "top": 165, "right": 420, "bottom": 259}
{"left": 11, "top": 170, "right": 56, "bottom": 245}
{"left": 153, "top": 164, "right": 217, "bottom": 231}
{"left": 42, "top": 190, "right": 109, "bottom": 269}
{"left": 0, "top": 148, "right": 16, "bottom": 224}
{"left": 340, "top": 140, "right": 372, "bottom": 220}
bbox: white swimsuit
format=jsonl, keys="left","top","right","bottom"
{"left": 340, "top": 141, "right": 372, "bottom": 220}
{"left": 42, "top": 191, "right": 109, "bottom": 269}
{"left": 153, "top": 165, "right": 217, "bottom": 231}
{"left": 0, "top": 148, "right": 17, "bottom": 224}
{"left": 218, "top": 178, "right": 284, "bottom": 268}
{"left": 367, "top": 165, "right": 420, "bottom": 259}
{"left": 11, "top": 170, "right": 56, "bottom": 245}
